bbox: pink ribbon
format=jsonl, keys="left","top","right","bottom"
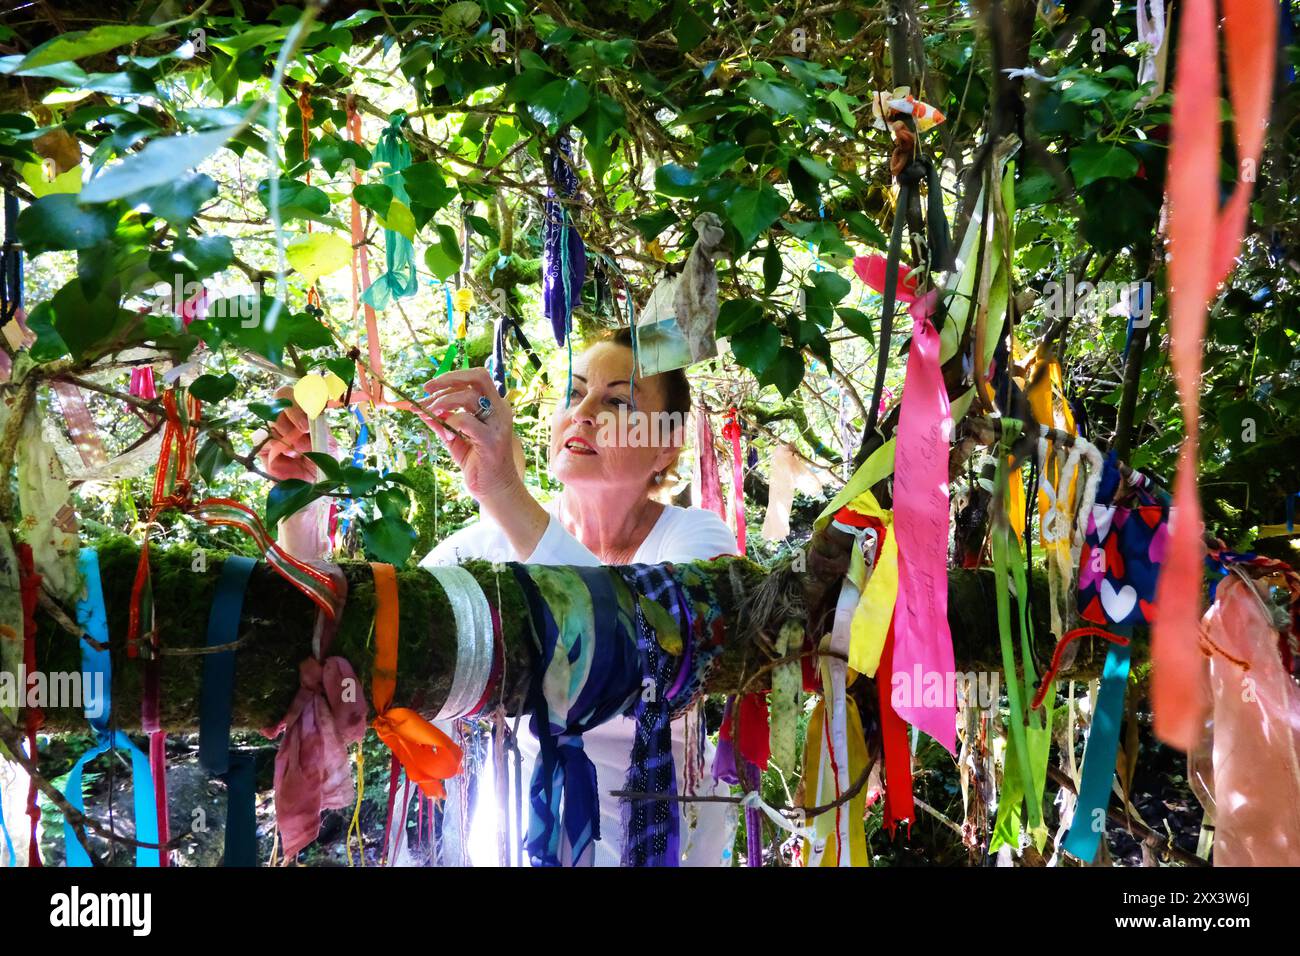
{"left": 695, "top": 403, "right": 726, "bottom": 520}
{"left": 1154, "top": 0, "right": 1275, "bottom": 751}
{"left": 129, "top": 367, "right": 158, "bottom": 399}
{"left": 853, "top": 254, "right": 919, "bottom": 304}
{"left": 722, "top": 408, "right": 746, "bottom": 554}
{"left": 890, "top": 290, "right": 956, "bottom": 754}
{"left": 261, "top": 656, "right": 368, "bottom": 859}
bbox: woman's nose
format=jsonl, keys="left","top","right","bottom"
{"left": 570, "top": 392, "right": 600, "bottom": 425}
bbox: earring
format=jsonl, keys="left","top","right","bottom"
{"left": 653, "top": 471, "right": 665, "bottom": 485}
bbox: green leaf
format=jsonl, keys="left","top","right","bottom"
{"left": 529, "top": 79, "right": 591, "bottom": 132}
{"left": 402, "top": 162, "right": 456, "bottom": 215}
{"left": 360, "top": 513, "right": 418, "bottom": 565}
{"left": 1070, "top": 143, "right": 1139, "bottom": 189}
{"left": 811, "top": 270, "right": 851, "bottom": 304}
{"left": 724, "top": 183, "right": 789, "bottom": 252}
{"left": 194, "top": 438, "right": 232, "bottom": 484}
{"left": 43, "top": 277, "right": 130, "bottom": 361}
{"left": 374, "top": 486, "right": 410, "bottom": 520}
{"left": 249, "top": 398, "right": 293, "bottom": 422}
{"left": 266, "top": 479, "right": 321, "bottom": 528}
{"left": 17, "top": 194, "right": 117, "bottom": 256}
{"left": 672, "top": 2, "right": 710, "bottom": 51}
{"left": 1058, "top": 74, "right": 1113, "bottom": 105}
{"left": 718, "top": 300, "right": 763, "bottom": 337}
{"left": 844, "top": 211, "right": 888, "bottom": 248}
{"left": 837, "top": 306, "right": 874, "bottom": 344}
{"left": 376, "top": 199, "right": 416, "bottom": 240}
{"left": 758, "top": 346, "right": 805, "bottom": 397}
{"left": 305, "top": 452, "right": 345, "bottom": 481}
{"left": 9, "top": 25, "right": 158, "bottom": 71}
{"left": 173, "top": 235, "right": 234, "bottom": 279}
{"left": 129, "top": 173, "right": 218, "bottom": 226}
{"left": 81, "top": 127, "right": 236, "bottom": 203}
{"left": 424, "top": 223, "right": 463, "bottom": 280}
{"left": 763, "top": 241, "right": 782, "bottom": 294}
{"left": 353, "top": 183, "right": 394, "bottom": 216}
{"left": 189, "top": 372, "right": 238, "bottom": 403}
{"left": 730, "top": 322, "right": 781, "bottom": 373}
{"left": 257, "top": 179, "right": 332, "bottom": 219}
{"left": 741, "top": 78, "right": 810, "bottom": 122}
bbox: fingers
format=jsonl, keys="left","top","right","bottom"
{"left": 419, "top": 386, "right": 483, "bottom": 421}
{"left": 422, "top": 367, "right": 497, "bottom": 397}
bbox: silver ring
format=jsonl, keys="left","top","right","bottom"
{"left": 474, "top": 395, "right": 494, "bottom": 422}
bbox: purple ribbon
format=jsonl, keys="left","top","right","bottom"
{"left": 543, "top": 136, "right": 586, "bottom": 345}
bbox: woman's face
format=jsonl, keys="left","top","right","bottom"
{"left": 549, "top": 342, "right": 682, "bottom": 491}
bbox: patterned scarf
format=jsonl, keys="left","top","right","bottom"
{"left": 616, "top": 564, "right": 691, "bottom": 867}
{"left": 513, "top": 564, "right": 640, "bottom": 866}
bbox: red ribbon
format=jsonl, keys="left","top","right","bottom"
{"left": 876, "top": 615, "right": 914, "bottom": 839}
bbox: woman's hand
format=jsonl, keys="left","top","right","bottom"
{"left": 418, "top": 367, "right": 525, "bottom": 504}
{"left": 256, "top": 386, "right": 319, "bottom": 482}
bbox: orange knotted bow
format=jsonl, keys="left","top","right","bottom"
{"left": 369, "top": 563, "right": 462, "bottom": 799}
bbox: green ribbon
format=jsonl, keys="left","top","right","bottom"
{"left": 989, "top": 419, "right": 1053, "bottom": 851}
{"left": 360, "top": 112, "right": 418, "bottom": 310}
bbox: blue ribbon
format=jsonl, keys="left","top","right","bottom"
{"left": 1060, "top": 632, "right": 1131, "bottom": 863}
{"left": 65, "top": 548, "right": 160, "bottom": 867}
{"left": 0, "top": 784, "right": 15, "bottom": 866}
{"left": 199, "top": 555, "right": 258, "bottom": 866}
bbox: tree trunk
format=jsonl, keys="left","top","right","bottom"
{"left": 24, "top": 536, "right": 1145, "bottom": 732}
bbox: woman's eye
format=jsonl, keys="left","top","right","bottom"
{"left": 608, "top": 395, "right": 628, "bottom": 407}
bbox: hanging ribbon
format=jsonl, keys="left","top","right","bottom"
{"left": 1156, "top": 0, "right": 1277, "bottom": 751}
{"left": 198, "top": 556, "right": 259, "bottom": 866}
{"left": 891, "top": 289, "right": 957, "bottom": 752}
{"left": 989, "top": 420, "right": 1055, "bottom": 851}
{"left": 693, "top": 401, "right": 727, "bottom": 521}
{"left": 615, "top": 564, "right": 694, "bottom": 867}
{"left": 876, "top": 616, "right": 915, "bottom": 837}
{"left": 346, "top": 95, "right": 383, "bottom": 403}
{"left": 65, "top": 549, "right": 160, "bottom": 867}
{"left": 1060, "top": 630, "right": 1131, "bottom": 862}
{"left": 513, "top": 564, "right": 641, "bottom": 866}
{"left": 49, "top": 381, "right": 109, "bottom": 471}
{"left": 359, "top": 113, "right": 418, "bottom": 310}
{"left": 127, "top": 388, "right": 342, "bottom": 659}
{"left": 721, "top": 407, "right": 746, "bottom": 554}
{"left": 369, "top": 563, "right": 462, "bottom": 801}
{"left": 542, "top": 135, "right": 586, "bottom": 346}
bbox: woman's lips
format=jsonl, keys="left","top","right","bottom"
{"left": 563, "top": 437, "right": 597, "bottom": 455}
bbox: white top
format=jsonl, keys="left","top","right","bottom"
{"left": 420, "top": 498, "right": 741, "bottom": 569}
{"left": 421, "top": 498, "right": 741, "bottom": 867}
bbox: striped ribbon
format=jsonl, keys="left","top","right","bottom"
{"left": 128, "top": 389, "right": 340, "bottom": 658}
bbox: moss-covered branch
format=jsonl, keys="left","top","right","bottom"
{"left": 24, "top": 536, "right": 1144, "bottom": 733}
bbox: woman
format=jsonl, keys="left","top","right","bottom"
{"left": 262, "top": 328, "right": 739, "bottom": 866}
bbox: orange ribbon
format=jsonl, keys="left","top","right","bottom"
{"left": 369, "top": 563, "right": 461, "bottom": 799}
{"left": 1155, "top": 0, "right": 1276, "bottom": 751}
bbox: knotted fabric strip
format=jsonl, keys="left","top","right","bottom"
{"left": 615, "top": 564, "right": 692, "bottom": 867}
{"left": 65, "top": 548, "right": 159, "bottom": 867}
{"left": 369, "top": 563, "right": 462, "bottom": 800}
{"left": 421, "top": 564, "right": 495, "bottom": 720}
{"left": 513, "top": 563, "right": 640, "bottom": 866}
{"left": 199, "top": 555, "right": 258, "bottom": 866}
{"left": 260, "top": 566, "right": 367, "bottom": 861}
